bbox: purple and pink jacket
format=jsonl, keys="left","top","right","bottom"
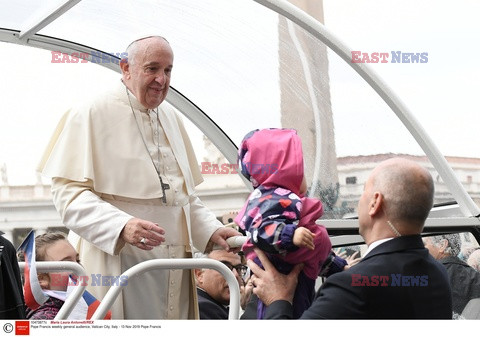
{"left": 234, "top": 128, "right": 332, "bottom": 318}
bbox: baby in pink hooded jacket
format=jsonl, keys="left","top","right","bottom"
{"left": 234, "top": 128, "right": 332, "bottom": 319}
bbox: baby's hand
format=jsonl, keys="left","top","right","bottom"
{"left": 293, "top": 227, "right": 315, "bottom": 250}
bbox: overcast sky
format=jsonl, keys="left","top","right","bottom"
{"left": 1, "top": 0, "right": 479, "bottom": 185}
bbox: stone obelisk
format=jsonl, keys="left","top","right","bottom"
{"left": 279, "top": 1, "right": 339, "bottom": 215}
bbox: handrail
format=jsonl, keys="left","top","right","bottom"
{"left": 18, "top": 261, "right": 87, "bottom": 320}
{"left": 91, "top": 258, "right": 241, "bottom": 320}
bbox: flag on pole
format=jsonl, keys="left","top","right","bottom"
{"left": 17, "top": 230, "right": 111, "bottom": 319}
{"left": 17, "top": 230, "right": 48, "bottom": 310}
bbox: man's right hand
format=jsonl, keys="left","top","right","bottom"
{"left": 121, "top": 218, "right": 166, "bottom": 250}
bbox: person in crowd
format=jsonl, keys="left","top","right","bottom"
{"left": 424, "top": 233, "right": 480, "bottom": 315}
{"left": 0, "top": 231, "right": 26, "bottom": 318}
{"left": 234, "top": 128, "right": 332, "bottom": 319}
{"left": 248, "top": 157, "right": 453, "bottom": 319}
{"left": 467, "top": 248, "right": 480, "bottom": 272}
{"left": 17, "top": 231, "right": 111, "bottom": 320}
{"left": 195, "top": 250, "right": 248, "bottom": 319}
{"left": 458, "top": 241, "right": 478, "bottom": 262}
{"left": 37, "top": 35, "right": 240, "bottom": 319}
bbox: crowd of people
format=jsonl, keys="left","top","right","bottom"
{"left": 2, "top": 35, "right": 480, "bottom": 321}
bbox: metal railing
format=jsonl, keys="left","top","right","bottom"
{"left": 18, "top": 261, "right": 87, "bottom": 320}
{"left": 91, "top": 258, "right": 241, "bottom": 320}
{"left": 19, "top": 258, "right": 243, "bottom": 320}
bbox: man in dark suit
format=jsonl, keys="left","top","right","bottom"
{"left": 195, "top": 250, "right": 248, "bottom": 319}
{"left": 248, "top": 157, "right": 453, "bottom": 319}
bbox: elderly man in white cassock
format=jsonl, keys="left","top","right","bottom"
{"left": 38, "top": 36, "right": 241, "bottom": 319}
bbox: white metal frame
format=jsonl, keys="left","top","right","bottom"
{"left": 18, "top": 0, "right": 82, "bottom": 41}
{"left": 18, "top": 259, "right": 241, "bottom": 320}
{"left": 91, "top": 258, "right": 241, "bottom": 320}
{"left": 1, "top": 0, "right": 478, "bottom": 224}
{"left": 253, "top": 0, "right": 480, "bottom": 218}
{"left": 18, "top": 261, "right": 87, "bottom": 320}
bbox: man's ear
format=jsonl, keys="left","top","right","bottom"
{"left": 38, "top": 273, "right": 50, "bottom": 290}
{"left": 440, "top": 239, "right": 449, "bottom": 252}
{"left": 368, "top": 192, "right": 383, "bottom": 216}
{"left": 194, "top": 269, "right": 204, "bottom": 285}
{"left": 119, "top": 60, "right": 130, "bottom": 78}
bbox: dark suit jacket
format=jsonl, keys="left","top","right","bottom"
{"left": 439, "top": 256, "right": 480, "bottom": 315}
{"left": 0, "top": 234, "right": 26, "bottom": 319}
{"left": 197, "top": 288, "right": 229, "bottom": 319}
{"left": 265, "top": 235, "right": 452, "bottom": 319}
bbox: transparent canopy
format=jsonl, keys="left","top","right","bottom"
{"left": 1, "top": 0, "right": 479, "bottom": 224}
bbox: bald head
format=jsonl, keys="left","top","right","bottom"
{"left": 371, "top": 158, "right": 434, "bottom": 228}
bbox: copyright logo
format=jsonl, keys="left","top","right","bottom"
{"left": 3, "top": 323, "right": 13, "bottom": 333}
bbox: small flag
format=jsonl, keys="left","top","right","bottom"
{"left": 17, "top": 230, "right": 48, "bottom": 310}
{"left": 17, "top": 230, "right": 111, "bottom": 319}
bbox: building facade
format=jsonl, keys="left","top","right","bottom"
{"left": 2, "top": 153, "right": 479, "bottom": 247}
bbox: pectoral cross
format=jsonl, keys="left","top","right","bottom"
{"left": 159, "top": 175, "right": 170, "bottom": 204}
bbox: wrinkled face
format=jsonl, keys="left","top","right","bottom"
{"left": 423, "top": 237, "right": 443, "bottom": 260}
{"left": 196, "top": 251, "right": 243, "bottom": 305}
{"left": 42, "top": 240, "right": 80, "bottom": 291}
{"left": 121, "top": 37, "right": 173, "bottom": 109}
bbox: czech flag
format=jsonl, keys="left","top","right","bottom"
{"left": 61, "top": 278, "right": 112, "bottom": 319}
{"left": 17, "top": 230, "right": 48, "bottom": 310}
{"left": 80, "top": 288, "right": 112, "bottom": 319}
{"left": 17, "top": 230, "right": 111, "bottom": 319}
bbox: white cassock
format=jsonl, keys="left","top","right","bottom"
{"left": 37, "top": 80, "right": 223, "bottom": 319}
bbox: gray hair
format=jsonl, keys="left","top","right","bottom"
{"left": 429, "top": 233, "right": 462, "bottom": 257}
{"left": 125, "top": 36, "right": 169, "bottom": 66}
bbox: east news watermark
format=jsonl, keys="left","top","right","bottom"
{"left": 50, "top": 274, "right": 129, "bottom": 287}
{"left": 51, "top": 51, "right": 128, "bottom": 64}
{"left": 200, "top": 162, "right": 279, "bottom": 175}
{"left": 351, "top": 51, "right": 428, "bottom": 63}
{"left": 351, "top": 273, "right": 429, "bottom": 286}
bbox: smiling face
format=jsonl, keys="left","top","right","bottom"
{"left": 121, "top": 37, "right": 173, "bottom": 109}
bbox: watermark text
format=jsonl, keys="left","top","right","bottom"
{"left": 351, "top": 51, "right": 428, "bottom": 63}
{"left": 51, "top": 51, "right": 128, "bottom": 64}
{"left": 351, "top": 273, "right": 428, "bottom": 286}
{"left": 49, "top": 274, "right": 129, "bottom": 287}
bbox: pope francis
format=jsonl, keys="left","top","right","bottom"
{"left": 37, "top": 36, "right": 241, "bottom": 319}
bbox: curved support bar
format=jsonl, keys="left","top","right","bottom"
{"left": 18, "top": 261, "right": 87, "bottom": 320}
{"left": 253, "top": 0, "right": 480, "bottom": 217}
{"left": 91, "top": 258, "right": 241, "bottom": 320}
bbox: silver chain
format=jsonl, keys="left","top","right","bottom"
{"left": 125, "top": 87, "right": 170, "bottom": 204}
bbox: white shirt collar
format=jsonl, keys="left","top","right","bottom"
{"left": 364, "top": 237, "right": 394, "bottom": 257}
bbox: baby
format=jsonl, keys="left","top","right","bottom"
{"left": 235, "top": 128, "right": 332, "bottom": 318}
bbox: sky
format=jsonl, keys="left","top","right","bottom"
{"left": 1, "top": 0, "right": 479, "bottom": 185}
